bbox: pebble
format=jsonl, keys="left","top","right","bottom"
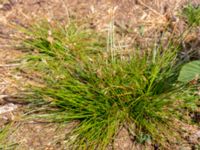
{"left": 189, "top": 130, "right": 200, "bottom": 144}
{"left": 0, "top": 103, "right": 18, "bottom": 114}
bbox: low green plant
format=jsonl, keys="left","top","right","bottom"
{"left": 183, "top": 4, "right": 200, "bottom": 26}
{"left": 18, "top": 20, "right": 199, "bottom": 149}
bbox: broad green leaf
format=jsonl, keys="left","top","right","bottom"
{"left": 178, "top": 61, "right": 200, "bottom": 83}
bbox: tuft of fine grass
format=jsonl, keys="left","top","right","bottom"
{"left": 19, "top": 20, "right": 199, "bottom": 149}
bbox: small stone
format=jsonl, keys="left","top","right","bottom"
{"left": 194, "top": 131, "right": 200, "bottom": 138}
{"left": 1, "top": 3, "right": 12, "bottom": 11}
{"left": 188, "top": 130, "right": 200, "bottom": 144}
{"left": 0, "top": 103, "right": 18, "bottom": 114}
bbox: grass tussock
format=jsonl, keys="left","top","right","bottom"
{"left": 18, "top": 10, "right": 199, "bottom": 149}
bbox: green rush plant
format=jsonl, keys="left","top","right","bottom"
{"left": 18, "top": 20, "right": 199, "bottom": 149}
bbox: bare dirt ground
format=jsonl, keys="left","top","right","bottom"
{"left": 0, "top": 0, "right": 200, "bottom": 149}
